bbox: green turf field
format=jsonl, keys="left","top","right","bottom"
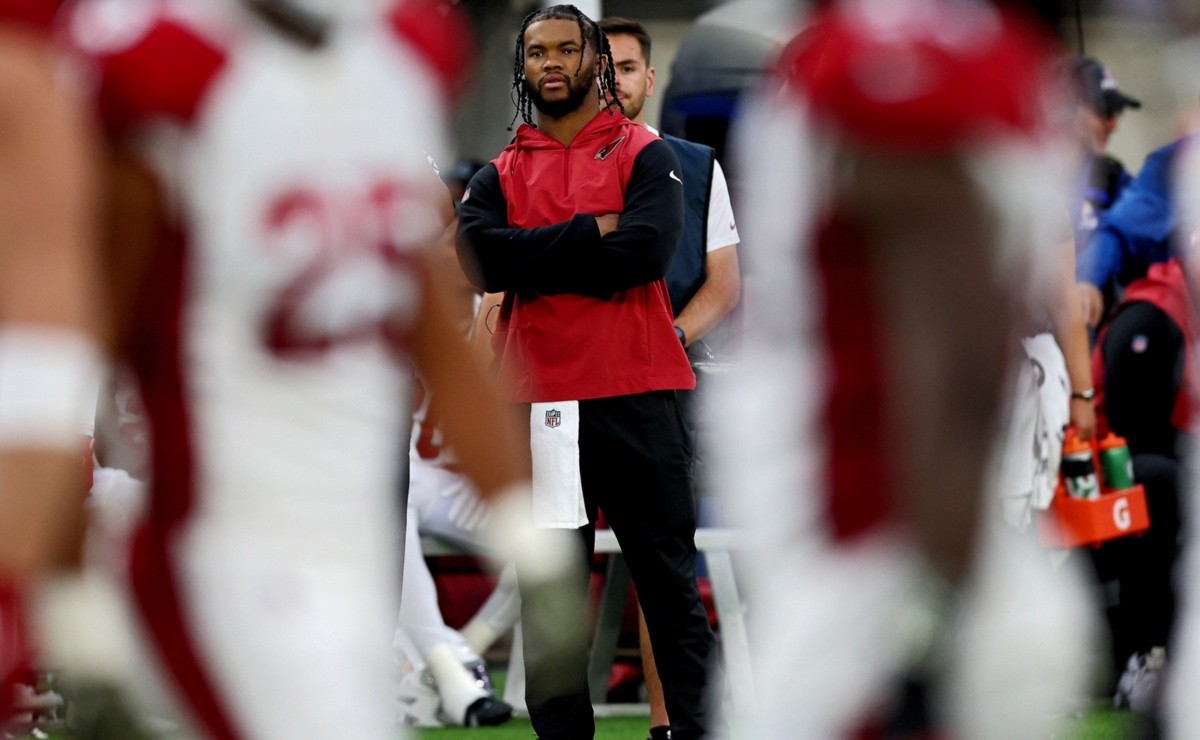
{"left": 1, "top": 706, "right": 1145, "bottom": 739}
{"left": 1070, "top": 708, "right": 1142, "bottom": 739}
{"left": 2, "top": 669, "right": 1147, "bottom": 740}
{"left": 411, "top": 709, "right": 1140, "bottom": 739}
{"left": 416, "top": 715, "right": 647, "bottom": 739}
{"left": 410, "top": 706, "right": 1142, "bottom": 739}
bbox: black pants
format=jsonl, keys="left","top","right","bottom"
{"left": 1090, "top": 301, "right": 1185, "bottom": 671}
{"left": 518, "top": 391, "right": 717, "bottom": 740}
{"left": 1102, "top": 301, "right": 1184, "bottom": 460}
{"left": 1090, "top": 454, "right": 1182, "bottom": 671}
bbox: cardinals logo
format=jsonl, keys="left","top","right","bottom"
{"left": 595, "top": 136, "right": 626, "bottom": 160}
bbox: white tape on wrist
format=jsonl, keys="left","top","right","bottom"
{"left": 0, "top": 326, "right": 103, "bottom": 449}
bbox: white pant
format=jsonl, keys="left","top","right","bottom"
{"left": 743, "top": 524, "right": 1095, "bottom": 739}
{"left": 86, "top": 469, "right": 405, "bottom": 740}
{"left": 1165, "top": 440, "right": 1200, "bottom": 739}
{"left": 404, "top": 458, "right": 521, "bottom": 649}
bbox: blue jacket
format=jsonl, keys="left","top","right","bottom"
{"left": 1077, "top": 137, "right": 1193, "bottom": 288}
{"left": 662, "top": 134, "right": 716, "bottom": 316}
{"left": 1071, "top": 154, "right": 1131, "bottom": 248}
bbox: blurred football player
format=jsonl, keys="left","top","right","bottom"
{"left": 1163, "top": 17, "right": 1200, "bottom": 734}
{"left": 0, "top": 0, "right": 105, "bottom": 721}
{"left": 60, "top": 1, "right": 556, "bottom": 738}
{"left": 718, "top": 0, "right": 1095, "bottom": 736}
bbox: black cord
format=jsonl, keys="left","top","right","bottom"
{"left": 485, "top": 303, "right": 501, "bottom": 335}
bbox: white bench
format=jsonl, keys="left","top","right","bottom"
{"left": 420, "top": 528, "right": 755, "bottom": 718}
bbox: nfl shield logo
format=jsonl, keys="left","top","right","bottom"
{"left": 545, "top": 409, "right": 561, "bottom": 428}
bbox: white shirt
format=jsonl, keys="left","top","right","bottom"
{"left": 646, "top": 125, "right": 740, "bottom": 253}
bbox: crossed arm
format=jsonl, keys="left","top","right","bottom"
{"left": 456, "top": 139, "right": 684, "bottom": 299}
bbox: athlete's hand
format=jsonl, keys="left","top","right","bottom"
{"left": 596, "top": 213, "right": 619, "bottom": 237}
{"left": 442, "top": 481, "right": 491, "bottom": 532}
{"left": 1077, "top": 282, "right": 1105, "bottom": 328}
{"left": 1070, "top": 398, "right": 1096, "bottom": 442}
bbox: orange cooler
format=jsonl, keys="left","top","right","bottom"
{"left": 1038, "top": 431, "right": 1151, "bottom": 549}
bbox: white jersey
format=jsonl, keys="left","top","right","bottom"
{"left": 67, "top": 2, "right": 467, "bottom": 737}
{"left": 1164, "top": 111, "right": 1200, "bottom": 740}
{"left": 70, "top": 0, "right": 452, "bottom": 528}
{"left": 716, "top": 3, "right": 1090, "bottom": 737}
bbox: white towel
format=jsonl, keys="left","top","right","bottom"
{"left": 529, "top": 401, "right": 588, "bottom": 528}
{"left": 992, "top": 333, "right": 1070, "bottom": 529}
{"left": 1026, "top": 334, "right": 1071, "bottom": 509}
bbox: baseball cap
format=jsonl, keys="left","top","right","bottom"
{"left": 1072, "top": 57, "right": 1142, "bottom": 117}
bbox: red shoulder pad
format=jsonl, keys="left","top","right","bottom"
{"left": 0, "top": 0, "right": 59, "bottom": 34}
{"left": 388, "top": 0, "right": 474, "bottom": 100}
{"left": 779, "top": 3, "right": 1056, "bottom": 152}
{"left": 67, "top": 5, "right": 226, "bottom": 135}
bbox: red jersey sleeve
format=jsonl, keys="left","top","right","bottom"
{"left": 64, "top": 2, "right": 226, "bottom": 136}
{"left": 388, "top": 0, "right": 474, "bottom": 100}
{"left": 0, "top": 0, "right": 60, "bottom": 33}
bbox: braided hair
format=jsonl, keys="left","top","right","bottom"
{"left": 509, "top": 4, "right": 623, "bottom": 129}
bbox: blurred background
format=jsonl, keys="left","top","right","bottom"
{"left": 452, "top": 0, "right": 1199, "bottom": 179}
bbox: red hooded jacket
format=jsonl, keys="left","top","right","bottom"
{"left": 1093, "top": 258, "right": 1196, "bottom": 435}
{"left": 458, "top": 109, "right": 694, "bottom": 402}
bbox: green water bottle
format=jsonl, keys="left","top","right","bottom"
{"left": 1099, "top": 433, "right": 1135, "bottom": 490}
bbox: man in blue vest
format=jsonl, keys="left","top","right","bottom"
{"left": 600, "top": 17, "right": 741, "bottom": 740}
{"left": 598, "top": 19, "right": 741, "bottom": 360}
{"left": 600, "top": 17, "right": 741, "bottom": 450}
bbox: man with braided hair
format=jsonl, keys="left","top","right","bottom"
{"left": 504, "top": 5, "right": 623, "bottom": 130}
{"left": 458, "top": 5, "right": 717, "bottom": 739}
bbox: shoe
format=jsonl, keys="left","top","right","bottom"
{"left": 12, "top": 682, "right": 64, "bottom": 723}
{"left": 449, "top": 632, "right": 496, "bottom": 694}
{"left": 464, "top": 660, "right": 495, "bottom": 694}
{"left": 463, "top": 696, "right": 513, "bottom": 727}
{"left": 393, "top": 668, "right": 444, "bottom": 728}
{"left": 1113, "top": 647, "right": 1165, "bottom": 713}
{"left": 11, "top": 671, "right": 64, "bottom": 728}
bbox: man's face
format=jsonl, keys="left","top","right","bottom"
{"left": 523, "top": 18, "right": 599, "bottom": 119}
{"left": 607, "top": 33, "right": 654, "bottom": 123}
{"left": 1076, "top": 104, "right": 1120, "bottom": 155}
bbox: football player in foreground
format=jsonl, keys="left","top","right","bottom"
{"left": 60, "top": 1, "right": 574, "bottom": 738}
{"left": 717, "top": 0, "right": 1095, "bottom": 736}
{"left": 0, "top": 0, "right": 105, "bottom": 722}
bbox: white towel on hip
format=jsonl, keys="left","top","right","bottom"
{"left": 991, "top": 333, "right": 1070, "bottom": 529}
{"left": 529, "top": 401, "right": 588, "bottom": 528}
